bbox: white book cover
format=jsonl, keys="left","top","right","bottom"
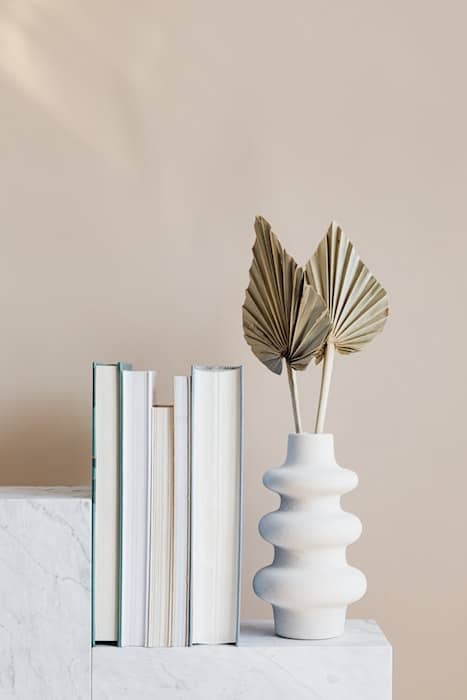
{"left": 120, "top": 369, "right": 156, "bottom": 647}
{"left": 190, "top": 365, "right": 243, "bottom": 645}
{"left": 148, "top": 406, "right": 174, "bottom": 647}
{"left": 172, "top": 376, "right": 190, "bottom": 646}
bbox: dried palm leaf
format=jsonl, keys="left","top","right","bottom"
{"left": 243, "top": 216, "right": 331, "bottom": 431}
{"left": 305, "top": 222, "right": 389, "bottom": 431}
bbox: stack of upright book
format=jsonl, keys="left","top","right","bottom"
{"left": 92, "top": 363, "right": 243, "bottom": 647}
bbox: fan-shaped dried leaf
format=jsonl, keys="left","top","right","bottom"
{"left": 243, "top": 216, "right": 331, "bottom": 375}
{"left": 305, "top": 222, "right": 389, "bottom": 363}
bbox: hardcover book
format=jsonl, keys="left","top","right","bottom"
{"left": 189, "top": 365, "right": 244, "bottom": 645}
{"left": 172, "top": 376, "right": 190, "bottom": 646}
{"left": 147, "top": 405, "right": 174, "bottom": 647}
{"left": 92, "top": 361, "right": 131, "bottom": 646}
{"left": 120, "top": 369, "right": 157, "bottom": 647}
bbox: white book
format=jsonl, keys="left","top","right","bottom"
{"left": 172, "top": 376, "right": 190, "bottom": 646}
{"left": 190, "top": 365, "right": 243, "bottom": 645}
{"left": 148, "top": 406, "right": 174, "bottom": 647}
{"left": 120, "top": 370, "right": 156, "bottom": 647}
{"left": 93, "top": 362, "right": 128, "bottom": 644}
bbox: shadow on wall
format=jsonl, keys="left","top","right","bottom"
{"left": 0, "top": 0, "right": 157, "bottom": 169}
{"left": 0, "top": 405, "right": 89, "bottom": 486}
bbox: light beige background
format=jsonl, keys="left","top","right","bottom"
{"left": 1, "top": 1, "right": 466, "bottom": 698}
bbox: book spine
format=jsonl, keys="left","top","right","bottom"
{"left": 235, "top": 365, "right": 244, "bottom": 645}
{"left": 116, "top": 362, "right": 131, "bottom": 647}
{"left": 145, "top": 374, "right": 154, "bottom": 646}
{"left": 91, "top": 362, "right": 97, "bottom": 647}
{"left": 120, "top": 369, "right": 154, "bottom": 647}
{"left": 188, "top": 370, "right": 195, "bottom": 647}
{"left": 186, "top": 375, "right": 192, "bottom": 647}
{"left": 173, "top": 376, "right": 190, "bottom": 646}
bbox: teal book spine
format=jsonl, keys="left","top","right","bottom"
{"left": 91, "top": 363, "right": 97, "bottom": 646}
{"left": 91, "top": 361, "right": 131, "bottom": 647}
{"left": 116, "top": 362, "right": 131, "bottom": 647}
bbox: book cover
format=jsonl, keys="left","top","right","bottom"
{"left": 91, "top": 361, "right": 131, "bottom": 646}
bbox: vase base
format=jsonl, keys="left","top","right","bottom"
{"left": 273, "top": 606, "right": 346, "bottom": 640}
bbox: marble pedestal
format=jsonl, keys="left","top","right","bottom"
{"left": 0, "top": 487, "right": 91, "bottom": 700}
{"left": 0, "top": 487, "right": 391, "bottom": 699}
{"left": 93, "top": 619, "right": 392, "bottom": 700}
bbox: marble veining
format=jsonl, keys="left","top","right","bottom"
{"left": 0, "top": 487, "right": 391, "bottom": 700}
{"left": 0, "top": 489, "right": 91, "bottom": 699}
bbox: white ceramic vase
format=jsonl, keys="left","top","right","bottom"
{"left": 253, "top": 433, "right": 366, "bottom": 640}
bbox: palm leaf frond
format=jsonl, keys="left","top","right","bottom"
{"left": 243, "top": 216, "right": 331, "bottom": 376}
{"left": 305, "top": 222, "right": 389, "bottom": 363}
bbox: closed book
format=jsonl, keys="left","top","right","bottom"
{"left": 120, "top": 369, "right": 156, "bottom": 647}
{"left": 147, "top": 405, "right": 174, "bottom": 647}
{"left": 92, "top": 361, "right": 131, "bottom": 645}
{"left": 172, "top": 376, "right": 190, "bottom": 646}
{"left": 190, "top": 365, "right": 244, "bottom": 645}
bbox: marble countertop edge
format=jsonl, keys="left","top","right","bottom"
{"left": 0, "top": 486, "right": 91, "bottom": 499}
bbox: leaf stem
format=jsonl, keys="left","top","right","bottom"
{"left": 315, "top": 341, "right": 335, "bottom": 433}
{"left": 287, "top": 364, "right": 303, "bottom": 433}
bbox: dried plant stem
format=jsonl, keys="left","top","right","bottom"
{"left": 287, "top": 364, "right": 303, "bottom": 433}
{"left": 315, "top": 341, "right": 335, "bottom": 433}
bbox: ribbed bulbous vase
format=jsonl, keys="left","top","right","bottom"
{"left": 253, "top": 433, "right": 366, "bottom": 640}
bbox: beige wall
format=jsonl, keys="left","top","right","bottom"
{"left": 1, "top": 1, "right": 466, "bottom": 697}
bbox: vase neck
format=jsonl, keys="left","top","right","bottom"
{"left": 285, "top": 433, "right": 336, "bottom": 466}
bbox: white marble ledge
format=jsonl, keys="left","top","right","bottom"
{"left": 0, "top": 486, "right": 91, "bottom": 699}
{"left": 93, "top": 619, "right": 392, "bottom": 700}
{"left": 240, "top": 618, "right": 390, "bottom": 646}
{"left": 0, "top": 486, "right": 91, "bottom": 499}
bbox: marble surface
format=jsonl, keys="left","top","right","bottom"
{"left": 0, "top": 487, "right": 91, "bottom": 699}
{"left": 239, "top": 618, "right": 389, "bottom": 646}
{"left": 0, "top": 486, "right": 91, "bottom": 499}
{"left": 0, "top": 487, "right": 391, "bottom": 699}
{"left": 93, "top": 619, "right": 392, "bottom": 700}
